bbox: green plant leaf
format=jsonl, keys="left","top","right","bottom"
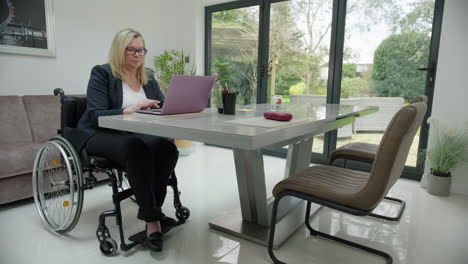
{"left": 425, "top": 120, "right": 468, "bottom": 174}
{"left": 153, "top": 49, "right": 196, "bottom": 94}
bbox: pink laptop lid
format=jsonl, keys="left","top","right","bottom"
{"left": 152, "top": 75, "right": 215, "bottom": 115}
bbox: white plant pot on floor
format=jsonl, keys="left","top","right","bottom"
{"left": 427, "top": 171, "right": 451, "bottom": 197}
{"left": 175, "top": 139, "right": 194, "bottom": 156}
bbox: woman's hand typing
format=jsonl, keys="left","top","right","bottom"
{"left": 123, "top": 99, "right": 161, "bottom": 114}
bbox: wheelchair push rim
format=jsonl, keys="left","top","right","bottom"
{"left": 33, "top": 137, "right": 84, "bottom": 233}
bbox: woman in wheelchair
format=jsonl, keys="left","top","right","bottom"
{"left": 72, "top": 28, "right": 178, "bottom": 252}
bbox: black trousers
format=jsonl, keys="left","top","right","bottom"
{"left": 85, "top": 129, "right": 179, "bottom": 222}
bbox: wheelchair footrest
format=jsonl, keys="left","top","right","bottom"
{"left": 128, "top": 230, "right": 146, "bottom": 243}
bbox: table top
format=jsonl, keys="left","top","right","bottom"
{"left": 99, "top": 103, "right": 378, "bottom": 150}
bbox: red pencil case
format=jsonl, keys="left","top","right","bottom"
{"left": 264, "top": 111, "right": 293, "bottom": 121}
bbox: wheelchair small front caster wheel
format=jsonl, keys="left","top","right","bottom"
{"left": 100, "top": 237, "right": 118, "bottom": 256}
{"left": 176, "top": 206, "right": 190, "bottom": 221}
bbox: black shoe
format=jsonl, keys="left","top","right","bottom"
{"left": 145, "top": 231, "right": 163, "bottom": 252}
{"left": 161, "top": 215, "right": 177, "bottom": 234}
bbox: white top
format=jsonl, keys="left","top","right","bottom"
{"left": 121, "top": 82, "right": 147, "bottom": 109}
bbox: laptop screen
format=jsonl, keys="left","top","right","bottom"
{"left": 137, "top": 75, "right": 216, "bottom": 115}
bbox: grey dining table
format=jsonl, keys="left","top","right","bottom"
{"left": 99, "top": 102, "right": 378, "bottom": 248}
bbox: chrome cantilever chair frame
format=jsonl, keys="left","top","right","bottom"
{"left": 267, "top": 102, "right": 427, "bottom": 264}
{"left": 268, "top": 191, "right": 392, "bottom": 264}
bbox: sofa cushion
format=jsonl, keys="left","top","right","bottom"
{"left": 0, "top": 142, "right": 43, "bottom": 179}
{"left": 0, "top": 96, "right": 33, "bottom": 145}
{"left": 22, "top": 95, "right": 61, "bottom": 143}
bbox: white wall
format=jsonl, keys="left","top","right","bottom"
{"left": 0, "top": 0, "right": 187, "bottom": 95}
{"left": 423, "top": 0, "right": 468, "bottom": 195}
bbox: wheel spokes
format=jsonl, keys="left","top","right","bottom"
{"left": 34, "top": 140, "right": 82, "bottom": 231}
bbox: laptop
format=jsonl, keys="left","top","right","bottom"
{"left": 137, "top": 75, "right": 216, "bottom": 115}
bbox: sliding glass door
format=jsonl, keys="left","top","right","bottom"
{"left": 267, "top": 0, "right": 334, "bottom": 157}
{"left": 206, "top": 3, "right": 260, "bottom": 107}
{"left": 205, "top": 0, "right": 444, "bottom": 180}
{"left": 334, "top": 0, "right": 442, "bottom": 178}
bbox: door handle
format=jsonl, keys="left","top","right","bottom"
{"left": 418, "top": 67, "right": 435, "bottom": 84}
{"left": 418, "top": 67, "right": 433, "bottom": 72}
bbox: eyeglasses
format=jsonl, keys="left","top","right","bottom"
{"left": 125, "top": 47, "right": 148, "bottom": 56}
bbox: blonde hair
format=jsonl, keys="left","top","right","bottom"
{"left": 108, "top": 28, "right": 148, "bottom": 85}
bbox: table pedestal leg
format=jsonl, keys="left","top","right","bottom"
{"left": 209, "top": 137, "right": 321, "bottom": 249}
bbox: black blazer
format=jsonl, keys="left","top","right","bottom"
{"left": 67, "top": 64, "right": 165, "bottom": 152}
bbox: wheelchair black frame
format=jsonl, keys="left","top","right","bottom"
{"left": 51, "top": 88, "right": 189, "bottom": 254}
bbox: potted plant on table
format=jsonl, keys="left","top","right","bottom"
{"left": 424, "top": 117, "right": 468, "bottom": 196}
{"left": 153, "top": 49, "right": 196, "bottom": 156}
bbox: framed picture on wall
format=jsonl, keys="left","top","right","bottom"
{"left": 0, "top": 0, "right": 56, "bottom": 57}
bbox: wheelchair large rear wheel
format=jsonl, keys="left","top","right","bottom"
{"left": 33, "top": 136, "right": 84, "bottom": 233}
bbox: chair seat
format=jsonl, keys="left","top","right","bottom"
{"left": 272, "top": 165, "right": 373, "bottom": 211}
{"left": 330, "top": 142, "right": 379, "bottom": 162}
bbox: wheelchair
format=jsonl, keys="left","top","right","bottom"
{"left": 32, "top": 88, "right": 190, "bottom": 256}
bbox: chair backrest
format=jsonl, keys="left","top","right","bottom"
{"left": 410, "top": 95, "right": 428, "bottom": 104}
{"left": 54, "top": 89, "right": 87, "bottom": 136}
{"left": 60, "top": 97, "right": 87, "bottom": 131}
{"left": 357, "top": 102, "right": 427, "bottom": 209}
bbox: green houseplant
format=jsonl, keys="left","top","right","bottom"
{"left": 153, "top": 49, "right": 196, "bottom": 94}
{"left": 424, "top": 117, "right": 468, "bottom": 196}
{"left": 153, "top": 49, "right": 196, "bottom": 155}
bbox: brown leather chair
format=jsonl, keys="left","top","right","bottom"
{"left": 268, "top": 102, "right": 427, "bottom": 264}
{"left": 328, "top": 95, "right": 427, "bottom": 221}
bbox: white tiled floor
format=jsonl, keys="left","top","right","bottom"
{"left": 1, "top": 143, "right": 468, "bottom": 264}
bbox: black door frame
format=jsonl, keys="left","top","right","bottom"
{"left": 205, "top": 0, "right": 285, "bottom": 105}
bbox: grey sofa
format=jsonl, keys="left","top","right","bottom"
{"left": 0, "top": 95, "right": 106, "bottom": 205}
